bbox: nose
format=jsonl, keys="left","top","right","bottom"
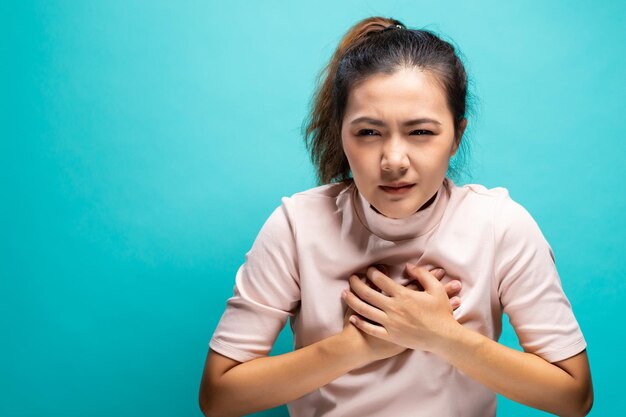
{"left": 380, "top": 136, "right": 409, "bottom": 175}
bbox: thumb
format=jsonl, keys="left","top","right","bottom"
{"left": 405, "top": 263, "right": 446, "bottom": 298}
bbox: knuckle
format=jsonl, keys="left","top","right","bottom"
{"left": 358, "top": 289, "right": 371, "bottom": 302}
{"left": 350, "top": 300, "right": 363, "bottom": 315}
{"left": 346, "top": 292, "right": 358, "bottom": 308}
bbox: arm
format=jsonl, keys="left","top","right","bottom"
{"left": 344, "top": 265, "right": 593, "bottom": 417}
{"left": 199, "top": 333, "right": 369, "bottom": 417}
{"left": 436, "top": 325, "right": 593, "bottom": 417}
{"left": 199, "top": 199, "right": 327, "bottom": 416}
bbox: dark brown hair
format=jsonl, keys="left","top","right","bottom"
{"left": 301, "top": 16, "right": 474, "bottom": 185}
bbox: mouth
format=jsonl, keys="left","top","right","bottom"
{"left": 379, "top": 183, "right": 415, "bottom": 194}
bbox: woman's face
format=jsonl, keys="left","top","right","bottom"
{"left": 341, "top": 67, "right": 466, "bottom": 219}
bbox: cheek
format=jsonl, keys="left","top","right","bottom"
{"left": 343, "top": 141, "right": 371, "bottom": 172}
{"left": 414, "top": 143, "right": 453, "bottom": 169}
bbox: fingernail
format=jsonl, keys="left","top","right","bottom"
{"left": 433, "top": 268, "right": 445, "bottom": 278}
{"left": 451, "top": 281, "right": 461, "bottom": 290}
{"left": 405, "top": 262, "right": 416, "bottom": 269}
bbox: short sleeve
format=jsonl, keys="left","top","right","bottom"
{"left": 494, "top": 192, "right": 587, "bottom": 363}
{"left": 209, "top": 198, "right": 301, "bottom": 362}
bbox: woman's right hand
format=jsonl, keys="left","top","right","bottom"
{"left": 339, "top": 265, "right": 462, "bottom": 363}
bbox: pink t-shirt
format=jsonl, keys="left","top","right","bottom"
{"left": 209, "top": 178, "right": 587, "bottom": 417}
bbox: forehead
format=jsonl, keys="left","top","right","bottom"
{"left": 344, "top": 67, "right": 451, "bottom": 121}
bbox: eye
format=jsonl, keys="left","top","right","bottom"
{"left": 410, "top": 130, "right": 433, "bottom": 136}
{"left": 356, "top": 129, "right": 379, "bottom": 137}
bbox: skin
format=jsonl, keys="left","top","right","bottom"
{"left": 341, "top": 66, "right": 467, "bottom": 219}
{"left": 341, "top": 266, "right": 460, "bottom": 361}
{"left": 340, "top": 67, "right": 593, "bottom": 416}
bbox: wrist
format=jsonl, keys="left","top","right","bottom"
{"left": 430, "top": 319, "right": 467, "bottom": 356}
{"left": 432, "top": 320, "right": 482, "bottom": 363}
{"left": 324, "top": 331, "right": 373, "bottom": 369}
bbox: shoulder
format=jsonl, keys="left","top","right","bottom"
{"left": 287, "top": 180, "right": 354, "bottom": 202}
{"left": 277, "top": 180, "right": 354, "bottom": 219}
{"left": 448, "top": 179, "right": 509, "bottom": 206}
{"left": 450, "top": 181, "right": 553, "bottom": 259}
{"left": 444, "top": 180, "right": 510, "bottom": 228}
{"left": 258, "top": 180, "right": 354, "bottom": 239}
{"left": 445, "top": 179, "right": 548, "bottom": 247}
{"left": 447, "top": 179, "right": 534, "bottom": 225}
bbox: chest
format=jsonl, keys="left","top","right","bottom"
{"left": 291, "top": 226, "right": 500, "bottom": 346}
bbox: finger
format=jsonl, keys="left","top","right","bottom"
{"left": 428, "top": 267, "right": 446, "bottom": 280}
{"left": 374, "top": 264, "right": 388, "bottom": 276}
{"left": 349, "top": 274, "right": 389, "bottom": 310}
{"left": 406, "top": 267, "right": 443, "bottom": 290}
{"left": 365, "top": 276, "right": 383, "bottom": 293}
{"left": 342, "top": 288, "right": 387, "bottom": 325}
{"left": 348, "top": 314, "right": 389, "bottom": 339}
{"left": 444, "top": 280, "right": 462, "bottom": 298}
{"left": 404, "top": 282, "right": 422, "bottom": 291}
{"left": 405, "top": 263, "right": 447, "bottom": 298}
{"left": 366, "top": 266, "right": 403, "bottom": 297}
{"left": 450, "top": 296, "right": 462, "bottom": 310}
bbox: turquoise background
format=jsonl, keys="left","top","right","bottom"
{"left": 2, "top": 1, "right": 624, "bottom": 416}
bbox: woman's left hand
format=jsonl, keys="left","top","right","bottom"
{"left": 342, "top": 263, "right": 461, "bottom": 353}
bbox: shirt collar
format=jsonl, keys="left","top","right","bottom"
{"left": 352, "top": 178, "right": 451, "bottom": 241}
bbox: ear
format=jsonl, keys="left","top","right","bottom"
{"left": 450, "top": 118, "right": 468, "bottom": 156}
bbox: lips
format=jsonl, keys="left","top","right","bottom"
{"left": 379, "top": 183, "right": 415, "bottom": 194}
{"left": 380, "top": 182, "right": 414, "bottom": 188}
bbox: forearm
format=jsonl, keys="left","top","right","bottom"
{"left": 202, "top": 334, "right": 369, "bottom": 417}
{"left": 436, "top": 323, "right": 590, "bottom": 417}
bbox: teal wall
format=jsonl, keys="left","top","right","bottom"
{"left": 2, "top": 1, "right": 624, "bottom": 416}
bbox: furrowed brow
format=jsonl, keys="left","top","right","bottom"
{"left": 349, "top": 116, "right": 441, "bottom": 126}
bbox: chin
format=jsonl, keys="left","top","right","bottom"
{"left": 373, "top": 202, "right": 419, "bottom": 219}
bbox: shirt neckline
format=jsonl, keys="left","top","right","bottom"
{"left": 352, "top": 178, "right": 452, "bottom": 241}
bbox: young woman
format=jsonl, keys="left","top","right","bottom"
{"left": 199, "top": 16, "right": 593, "bottom": 417}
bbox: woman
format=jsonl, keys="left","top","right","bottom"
{"left": 199, "top": 16, "right": 593, "bottom": 417}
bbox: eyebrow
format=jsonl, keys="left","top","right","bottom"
{"left": 349, "top": 116, "right": 442, "bottom": 126}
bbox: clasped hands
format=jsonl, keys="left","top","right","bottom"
{"left": 341, "top": 263, "right": 462, "bottom": 355}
